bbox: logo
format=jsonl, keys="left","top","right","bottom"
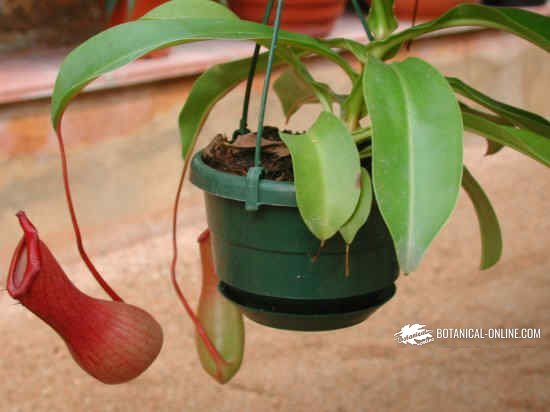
{"left": 394, "top": 324, "right": 435, "bottom": 345}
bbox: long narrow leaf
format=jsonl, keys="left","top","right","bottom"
{"left": 462, "top": 111, "right": 550, "bottom": 167}
{"left": 51, "top": 4, "right": 354, "bottom": 127}
{"left": 367, "top": 4, "right": 550, "bottom": 59}
{"left": 450, "top": 77, "right": 550, "bottom": 137}
{"left": 462, "top": 166, "right": 502, "bottom": 270}
{"left": 460, "top": 103, "right": 510, "bottom": 156}
{"left": 459, "top": 102, "right": 514, "bottom": 126}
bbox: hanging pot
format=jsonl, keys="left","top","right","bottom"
{"left": 190, "top": 152, "right": 398, "bottom": 331}
{"left": 227, "top": 0, "right": 347, "bottom": 37}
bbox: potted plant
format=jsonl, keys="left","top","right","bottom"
{"left": 228, "top": 0, "right": 347, "bottom": 36}
{"left": 7, "top": 0, "right": 549, "bottom": 384}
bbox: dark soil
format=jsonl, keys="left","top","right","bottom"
{"left": 201, "top": 126, "right": 295, "bottom": 181}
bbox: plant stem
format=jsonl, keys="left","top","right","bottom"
{"left": 350, "top": 0, "right": 374, "bottom": 41}
{"left": 343, "top": 64, "right": 366, "bottom": 131}
{"left": 346, "top": 109, "right": 361, "bottom": 131}
{"left": 352, "top": 126, "right": 372, "bottom": 144}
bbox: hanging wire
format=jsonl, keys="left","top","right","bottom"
{"left": 254, "top": 0, "right": 284, "bottom": 168}
{"left": 406, "top": 0, "right": 420, "bottom": 51}
{"left": 233, "top": 0, "right": 276, "bottom": 141}
{"left": 350, "top": 0, "right": 374, "bottom": 42}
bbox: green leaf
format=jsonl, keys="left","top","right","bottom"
{"left": 51, "top": 0, "right": 354, "bottom": 128}
{"left": 462, "top": 166, "right": 502, "bottom": 270}
{"left": 367, "top": 0, "right": 398, "bottom": 40}
{"left": 274, "top": 49, "right": 338, "bottom": 116}
{"left": 459, "top": 103, "right": 508, "bottom": 156}
{"left": 449, "top": 77, "right": 550, "bottom": 137}
{"left": 179, "top": 52, "right": 282, "bottom": 159}
{"left": 459, "top": 102, "right": 514, "bottom": 126}
{"left": 367, "top": 4, "right": 550, "bottom": 59}
{"left": 485, "top": 140, "right": 504, "bottom": 156}
{"left": 459, "top": 104, "right": 506, "bottom": 156}
{"left": 340, "top": 168, "right": 373, "bottom": 244}
{"left": 274, "top": 49, "right": 364, "bottom": 122}
{"left": 142, "top": 0, "right": 238, "bottom": 20}
{"left": 459, "top": 103, "right": 512, "bottom": 156}
{"left": 364, "top": 56, "right": 463, "bottom": 273}
{"left": 280, "top": 112, "right": 361, "bottom": 240}
{"left": 462, "top": 111, "right": 550, "bottom": 167}
{"left": 274, "top": 68, "right": 318, "bottom": 122}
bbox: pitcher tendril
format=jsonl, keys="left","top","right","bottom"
{"left": 55, "top": 128, "right": 122, "bottom": 302}
{"left": 170, "top": 160, "right": 231, "bottom": 382}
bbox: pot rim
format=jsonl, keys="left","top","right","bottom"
{"left": 190, "top": 151, "right": 297, "bottom": 207}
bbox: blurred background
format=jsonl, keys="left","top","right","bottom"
{"left": 1, "top": 1, "right": 549, "bottom": 411}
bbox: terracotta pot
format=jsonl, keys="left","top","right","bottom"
{"left": 391, "top": 0, "right": 478, "bottom": 19}
{"left": 106, "top": 0, "right": 171, "bottom": 57}
{"left": 483, "top": 0, "right": 545, "bottom": 4}
{"left": 228, "top": 0, "right": 347, "bottom": 37}
{"left": 107, "top": 0, "right": 168, "bottom": 25}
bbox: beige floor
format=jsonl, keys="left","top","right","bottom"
{"left": 2, "top": 140, "right": 549, "bottom": 412}
{"left": 1, "top": 32, "right": 549, "bottom": 412}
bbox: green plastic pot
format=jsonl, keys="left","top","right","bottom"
{"left": 190, "top": 152, "right": 398, "bottom": 331}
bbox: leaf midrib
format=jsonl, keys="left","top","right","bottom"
{"left": 312, "top": 130, "right": 328, "bottom": 232}
{"left": 391, "top": 64, "right": 416, "bottom": 267}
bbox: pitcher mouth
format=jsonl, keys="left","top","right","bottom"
{"left": 7, "top": 212, "right": 42, "bottom": 299}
